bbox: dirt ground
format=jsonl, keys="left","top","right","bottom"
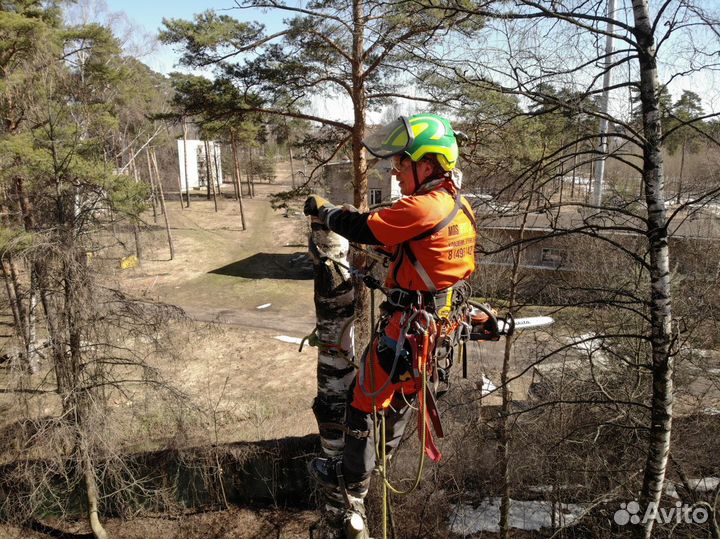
{"left": 0, "top": 507, "right": 320, "bottom": 539}
{"left": 119, "top": 182, "right": 323, "bottom": 445}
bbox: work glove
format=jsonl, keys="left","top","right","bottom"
{"left": 303, "top": 194, "right": 333, "bottom": 217}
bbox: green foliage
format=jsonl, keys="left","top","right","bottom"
{"left": 159, "top": 10, "right": 265, "bottom": 68}
{"left": 105, "top": 173, "right": 150, "bottom": 218}
{"left": 665, "top": 90, "right": 704, "bottom": 155}
{"left": 0, "top": 225, "right": 33, "bottom": 254}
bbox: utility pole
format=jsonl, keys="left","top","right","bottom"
{"left": 592, "top": 0, "right": 616, "bottom": 206}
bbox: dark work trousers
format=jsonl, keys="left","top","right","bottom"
{"left": 341, "top": 338, "right": 418, "bottom": 490}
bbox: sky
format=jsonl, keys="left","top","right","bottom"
{"left": 98, "top": 0, "right": 719, "bottom": 118}
{"left": 98, "top": 0, "right": 358, "bottom": 120}
{"left": 102, "top": 0, "right": 288, "bottom": 74}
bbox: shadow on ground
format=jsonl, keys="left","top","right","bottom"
{"left": 210, "top": 252, "right": 313, "bottom": 280}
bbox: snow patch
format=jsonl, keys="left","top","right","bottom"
{"left": 450, "top": 498, "right": 586, "bottom": 534}
{"left": 480, "top": 375, "right": 497, "bottom": 396}
{"left": 274, "top": 335, "right": 303, "bottom": 345}
{"left": 665, "top": 477, "right": 719, "bottom": 498}
{"left": 256, "top": 303, "right": 272, "bottom": 310}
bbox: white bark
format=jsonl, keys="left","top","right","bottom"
{"left": 631, "top": 2, "right": 675, "bottom": 538}
{"left": 309, "top": 224, "right": 355, "bottom": 458}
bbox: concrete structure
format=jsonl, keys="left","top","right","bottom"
{"left": 177, "top": 140, "right": 223, "bottom": 193}
{"left": 323, "top": 160, "right": 400, "bottom": 207}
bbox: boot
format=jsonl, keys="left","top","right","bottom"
{"left": 308, "top": 456, "right": 370, "bottom": 499}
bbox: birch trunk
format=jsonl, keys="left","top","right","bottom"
{"left": 288, "top": 144, "right": 296, "bottom": 189}
{"left": 1, "top": 256, "right": 25, "bottom": 350}
{"left": 81, "top": 437, "right": 109, "bottom": 539}
{"left": 498, "top": 179, "right": 534, "bottom": 538}
{"left": 309, "top": 223, "right": 355, "bottom": 457}
{"left": 309, "top": 220, "right": 356, "bottom": 539}
{"left": 26, "top": 267, "right": 39, "bottom": 374}
{"left": 212, "top": 142, "right": 222, "bottom": 195}
{"left": 204, "top": 140, "right": 218, "bottom": 211}
{"left": 632, "top": 3, "right": 674, "bottom": 538}
{"left": 247, "top": 148, "right": 255, "bottom": 198}
{"left": 182, "top": 120, "right": 190, "bottom": 207}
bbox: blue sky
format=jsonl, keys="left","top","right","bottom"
{"left": 103, "top": 0, "right": 287, "bottom": 74}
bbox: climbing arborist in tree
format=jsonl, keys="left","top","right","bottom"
{"left": 304, "top": 113, "right": 477, "bottom": 524}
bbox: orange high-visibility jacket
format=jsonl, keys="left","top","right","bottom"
{"left": 367, "top": 179, "right": 477, "bottom": 292}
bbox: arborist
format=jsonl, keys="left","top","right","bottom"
{"left": 303, "top": 114, "right": 478, "bottom": 523}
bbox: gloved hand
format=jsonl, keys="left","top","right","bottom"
{"left": 303, "top": 194, "right": 334, "bottom": 217}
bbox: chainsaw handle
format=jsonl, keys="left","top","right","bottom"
{"left": 468, "top": 301, "right": 500, "bottom": 341}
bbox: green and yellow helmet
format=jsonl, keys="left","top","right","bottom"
{"left": 363, "top": 113, "right": 459, "bottom": 171}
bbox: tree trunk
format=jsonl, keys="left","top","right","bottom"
{"left": 182, "top": 120, "right": 191, "bottom": 207}
{"left": 632, "top": 3, "right": 675, "bottom": 538}
{"left": 1, "top": 256, "right": 25, "bottom": 351}
{"left": 350, "top": 0, "right": 371, "bottom": 349}
{"left": 132, "top": 224, "right": 142, "bottom": 261}
{"left": 288, "top": 144, "right": 296, "bottom": 189}
{"left": 8, "top": 256, "right": 28, "bottom": 348}
{"left": 676, "top": 139, "right": 686, "bottom": 204}
{"left": 151, "top": 149, "right": 175, "bottom": 260}
{"left": 498, "top": 179, "right": 534, "bottom": 538}
{"left": 204, "top": 140, "right": 218, "bottom": 212}
{"left": 81, "top": 438, "right": 109, "bottom": 539}
{"left": 309, "top": 225, "right": 355, "bottom": 457}
{"left": 26, "top": 266, "right": 39, "bottom": 374}
{"left": 212, "top": 142, "right": 222, "bottom": 196}
{"left": 230, "top": 134, "right": 247, "bottom": 231}
{"left": 247, "top": 148, "right": 255, "bottom": 198}
{"left": 145, "top": 151, "right": 158, "bottom": 223}
{"left": 309, "top": 221, "right": 356, "bottom": 538}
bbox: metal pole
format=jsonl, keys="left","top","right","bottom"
{"left": 592, "top": 0, "right": 616, "bottom": 206}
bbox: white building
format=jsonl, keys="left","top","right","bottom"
{"left": 176, "top": 139, "right": 223, "bottom": 193}
{"left": 323, "top": 160, "right": 401, "bottom": 207}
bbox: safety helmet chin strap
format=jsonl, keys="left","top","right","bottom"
{"left": 411, "top": 161, "right": 421, "bottom": 194}
{"left": 410, "top": 158, "right": 449, "bottom": 195}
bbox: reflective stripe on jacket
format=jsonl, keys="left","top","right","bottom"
{"left": 367, "top": 179, "right": 476, "bottom": 292}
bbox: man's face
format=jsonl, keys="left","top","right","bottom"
{"left": 392, "top": 155, "right": 432, "bottom": 196}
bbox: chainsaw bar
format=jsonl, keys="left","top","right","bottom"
{"left": 497, "top": 315, "right": 554, "bottom": 334}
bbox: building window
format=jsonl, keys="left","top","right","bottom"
{"left": 541, "top": 248, "right": 567, "bottom": 266}
{"left": 370, "top": 188, "right": 382, "bottom": 206}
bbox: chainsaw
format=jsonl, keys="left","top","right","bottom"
{"left": 467, "top": 301, "right": 554, "bottom": 341}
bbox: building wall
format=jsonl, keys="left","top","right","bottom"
{"left": 475, "top": 225, "right": 720, "bottom": 302}
{"left": 323, "top": 160, "right": 399, "bottom": 206}
{"left": 177, "top": 140, "right": 223, "bottom": 193}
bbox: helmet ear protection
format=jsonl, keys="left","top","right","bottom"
{"left": 434, "top": 154, "right": 454, "bottom": 172}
